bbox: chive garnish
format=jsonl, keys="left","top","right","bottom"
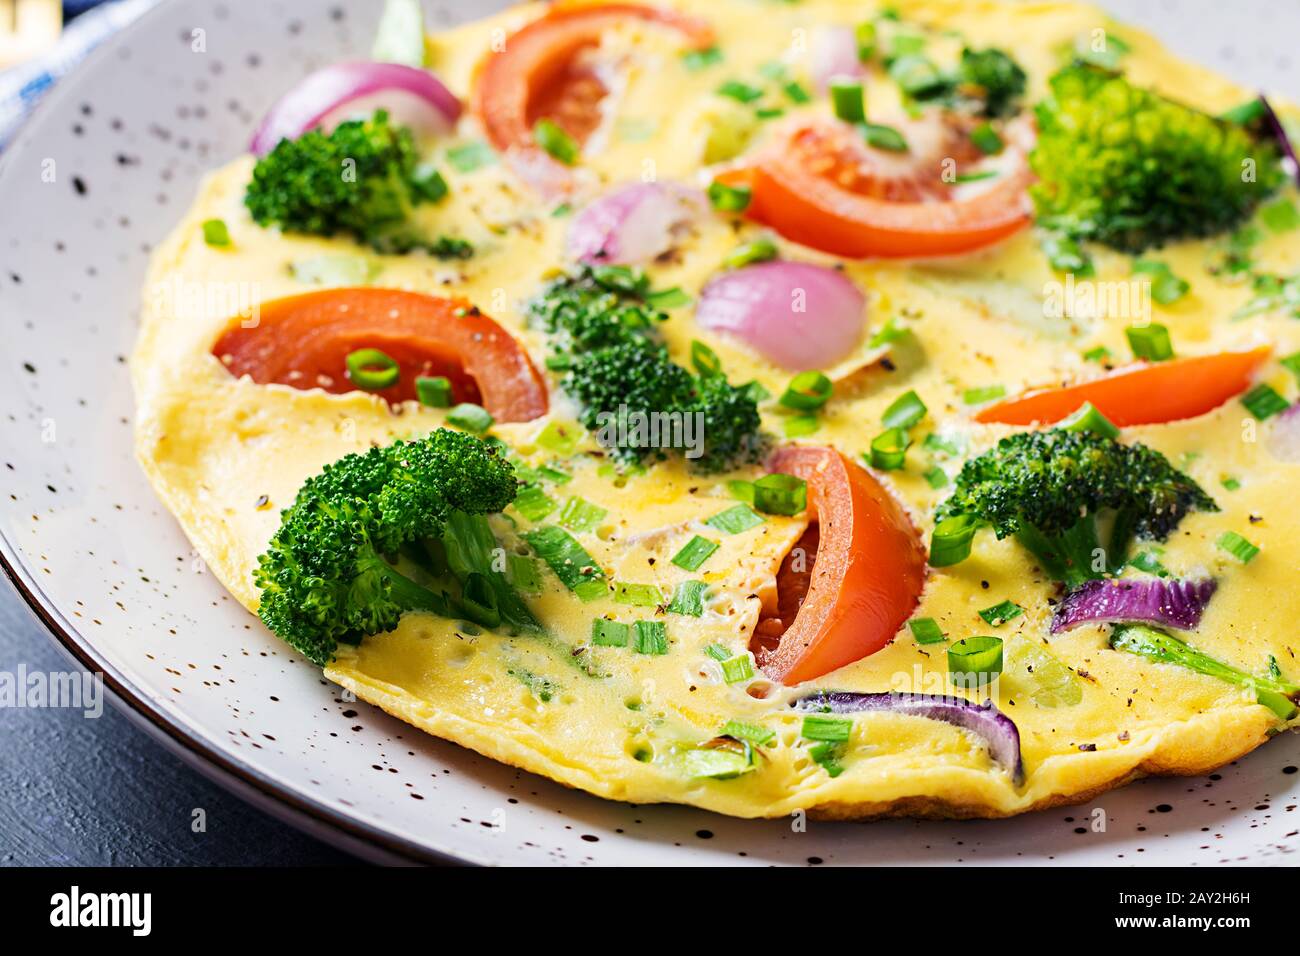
{"left": 1217, "top": 531, "right": 1260, "bottom": 564}
{"left": 672, "top": 535, "right": 720, "bottom": 572}
{"left": 909, "top": 617, "right": 945, "bottom": 644}
{"left": 591, "top": 618, "right": 630, "bottom": 647}
{"left": 1125, "top": 323, "right": 1174, "bottom": 361}
{"left": 446, "top": 403, "right": 493, "bottom": 433}
{"left": 705, "top": 504, "right": 765, "bottom": 535}
{"left": 978, "top": 600, "right": 1023, "bottom": 627}
{"left": 533, "top": 118, "right": 579, "bottom": 165}
{"left": 345, "top": 348, "right": 399, "bottom": 391}
{"left": 882, "top": 389, "right": 927, "bottom": 429}
{"left": 633, "top": 620, "right": 669, "bottom": 655}
{"left": 752, "top": 473, "right": 807, "bottom": 516}
{"left": 415, "top": 375, "right": 452, "bottom": 408}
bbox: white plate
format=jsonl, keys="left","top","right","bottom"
{"left": 2, "top": 0, "right": 1298, "bottom": 866}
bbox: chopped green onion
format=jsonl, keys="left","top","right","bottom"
{"left": 948, "top": 635, "right": 1004, "bottom": 686}
{"left": 446, "top": 402, "right": 493, "bottom": 433}
{"left": 720, "top": 719, "right": 775, "bottom": 746}
{"left": 889, "top": 53, "right": 943, "bottom": 96}
{"left": 614, "top": 582, "right": 664, "bottom": 607}
{"left": 681, "top": 45, "right": 723, "bottom": 71}
{"left": 1058, "top": 401, "right": 1120, "bottom": 439}
{"left": 706, "top": 504, "right": 765, "bottom": 535}
{"left": 1043, "top": 233, "right": 1093, "bottom": 276}
{"left": 909, "top": 617, "right": 945, "bottom": 645}
{"left": 969, "top": 122, "right": 1003, "bottom": 155}
{"left": 784, "top": 413, "right": 821, "bottom": 437}
{"left": 691, "top": 340, "right": 723, "bottom": 377}
{"left": 704, "top": 643, "right": 731, "bottom": 662}
{"left": 922, "top": 432, "right": 960, "bottom": 456}
{"left": 591, "top": 618, "right": 629, "bottom": 647}
{"left": 756, "top": 107, "right": 785, "bottom": 120}
{"left": 717, "top": 79, "right": 764, "bottom": 103}
{"left": 868, "top": 317, "right": 908, "bottom": 347}
{"left": 1217, "top": 531, "right": 1260, "bottom": 564}
{"left": 537, "top": 465, "right": 572, "bottom": 485}
{"left": 345, "top": 348, "right": 399, "bottom": 391}
{"left": 289, "top": 254, "right": 379, "bottom": 285}
{"left": 1131, "top": 260, "right": 1190, "bottom": 305}
{"left": 808, "top": 741, "right": 844, "bottom": 777}
{"left": 753, "top": 473, "right": 807, "bottom": 515}
{"left": 1129, "top": 549, "right": 1169, "bottom": 577}
{"left": 1261, "top": 198, "right": 1300, "bottom": 233}
{"left": 779, "top": 370, "right": 833, "bottom": 411}
{"left": 829, "top": 78, "right": 866, "bottom": 123}
{"left": 415, "top": 375, "right": 452, "bottom": 408}
{"left": 923, "top": 465, "right": 948, "bottom": 489}
{"left": 861, "top": 122, "right": 908, "bottom": 151}
{"left": 855, "top": 20, "right": 876, "bottom": 61}
{"left": 533, "top": 118, "right": 579, "bottom": 165}
{"left": 633, "top": 620, "right": 669, "bottom": 655}
{"left": 962, "top": 384, "right": 1005, "bottom": 405}
{"left": 512, "top": 484, "right": 557, "bottom": 522}
{"left": 1241, "top": 383, "right": 1289, "bottom": 420}
{"left": 412, "top": 165, "right": 448, "bottom": 203}
{"left": 954, "top": 170, "right": 999, "bottom": 184}
{"left": 1082, "top": 346, "right": 1112, "bottom": 363}
{"left": 682, "top": 747, "right": 753, "bottom": 779}
{"left": 868, "top": 427, "right": 911, "bottom": 470}
{"left": 672, "top": 535, "right": 720, "bottom": 572}
{"left": 723, "top": 236, "right": 779, "bottom": 269}
{"left": 720, "top": 654, "right": 754, "bottom": 684}
{"left": 783, "top": 80, "right": 811, "bottom": 104}
{"left": 536, "top": 420, "right": 582, "bottom": 456}
{"left": 1125, "top": 323, "right": 1174, "bottom": 362}
{"left": 558, "top": 496, "right": 607, "bottom": 533}
{"left": 1221, "top": 97, "right": 1267, "bottom": 124}
{"left": 707, "top": 179, "right": 752, "bottom": 212}
{"left": 979, "top": 600, "right": 1023, "bottom": 627}
{"left": 524, "top": 525, "right": 606, "bottom": 601}
{"left": 445, "top": 140, "right": 497, "bottom": 173}
{"left": 507, "top": 554, "right": 543, "bottom": 593}
{"left": 882, "top": 389, "right": 927, "bottom": 429}
{"left": 801, "top": 714, "right": 852, "bottom": 742}
{"left": 929, "top": 514, "right": 979, "bottom": 567}
{"left": 1281, "top": 350, "right": 1300, "bottom": 384}
{"left": 667, "top": 580, "right": 708, "bottom": 616}
{"left": 202, "top": 218, "right": 231, "bottom": 247}
{"left": 727, "top": 479, "right": 755, "bottom": 504}
{"left": 1221, "top": 475, "right": 1242, "bottom": 492}
{"left": 646, "top": 285, "right": 691, "bottom": 309}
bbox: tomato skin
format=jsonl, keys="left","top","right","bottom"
{"left": 474, "top": 3, "right": 713, "bottom": 156}
{"left": 975, "top": 348, "right": 1271, "bottom": 428}
{"left": 755, "top": 447, "right": 927, "bottom": 686}
{"left": 717, "top": 122, "right": 1032, "bottom": 259}
{"left": 211, "top": 288, "right": 548, "bottom": 423}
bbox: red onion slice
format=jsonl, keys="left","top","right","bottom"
{"left": 1269, "top": 402, "right": 1300, "bottom": 462}
{"left": 1260, "top": 96, "right": 1300, "bottom": 186}
{"left": 1051, "top": 577, "right": 1217, "bottom": 634}
{"left": 695, "top": 260, "right": 867, "bottom": 371}
{"left": 566, "top": 182, "right": 705, "bottom": 265}
{"left": 810, "top": 26, "right": 865, "bottom": 92}
{"left": 250, "top": 62, "right": 462, "bottom": 156}
{"left": 794, "top": 691, "right": 1024, "bottom": 784}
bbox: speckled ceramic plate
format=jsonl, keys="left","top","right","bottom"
{"left": 2, "top": 0, "right": 1299, "bottom": 866}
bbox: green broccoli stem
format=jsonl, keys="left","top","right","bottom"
{"left": 1014, "top": 518, "right": 1103, "bottom": 589}
{"left": 367, "top": 553, "right": 454, "bottom": 617}
{"left": 1111, "top": 625, "right": 1300, "bottom": 721}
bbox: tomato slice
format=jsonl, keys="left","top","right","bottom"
{"left": 752, "top": 447, "right": 927, "bottom": 686}
{"left": 211, "top": 288, "right": 549, "bottom": 423}
{"left": 474, "top": 2, "right": 713, "bottom": 155}
{"left": 718, "top": 121, "right": 1032, "bottom": 259}
{"left": 974, "top": 347, "right": 1271, "bottom": 428}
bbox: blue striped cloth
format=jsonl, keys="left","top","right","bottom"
{"left": 0, "top": 0, "right": 160, "bottom": 149}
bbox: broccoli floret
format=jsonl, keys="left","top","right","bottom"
{"left": 254, "top": 429, "right": 538, "bottom": 666}
{"left": 528, "top": 266, "right": 764, "bottom": 472}
{"left": 933, "top": 429, "right": 1217, "bottom": 587}
{"left": 244, "top": 109, "right": 471, "bottom": 258}
{"left": 1030, "top": 65, "right": 1284, "bottom": 253}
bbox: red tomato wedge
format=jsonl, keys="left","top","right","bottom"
{"left": 717, "top": 121, "right": 1032, "bottom": 259}
{"left": 474, "top": 2, "right": 713, "bottom": 155}
{"left": 974, "top": 347, "right": 1271, "bottom": 428}
{"left": 211, "top": 288, "right": 549, "bottom": 423}
{"left": 751, "top": 447, "right": 927, "bottom": 686}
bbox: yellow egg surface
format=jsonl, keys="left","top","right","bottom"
{"left": 133, "top": 0, "right": 1300, "bottom": 819}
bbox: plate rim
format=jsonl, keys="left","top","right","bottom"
{"left": 0, "top": 0, "right": 469, "bottom": 867}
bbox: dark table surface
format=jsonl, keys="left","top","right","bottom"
{"left": 0, "top": 578, "right": 358, "bottom": 866}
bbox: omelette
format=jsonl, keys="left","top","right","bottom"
{"left": 132, "top": 0, "right": 1300, "bottom": 820}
